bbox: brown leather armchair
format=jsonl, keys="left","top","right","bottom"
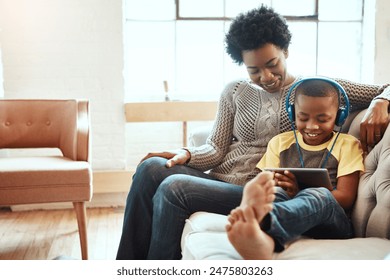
{"left": 0, "top": 99, "right": 92, "bottom": 260}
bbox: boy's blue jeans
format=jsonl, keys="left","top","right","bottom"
{"left": 116, "top": 157, "right": 353, "bottom": 260}
{"left": 268, "top": 187, "right": 353, "bottom": 251}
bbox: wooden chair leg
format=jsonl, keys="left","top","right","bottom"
{"left": 73, "top": 201, "right": 88, "bottom": 260}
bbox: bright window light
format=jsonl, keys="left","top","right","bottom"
{"left": 124, "top": 0, "right": 365, "bottom": 102}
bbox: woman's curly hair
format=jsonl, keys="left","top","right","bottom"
{"left": 225, "top": 5, "right": 292, "bottom": 65}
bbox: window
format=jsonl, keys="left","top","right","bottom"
{"left": 124, "top": 0, "right": 365, "bottom": 102}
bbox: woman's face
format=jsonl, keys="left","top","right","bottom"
{"left": 242, "top": 43, "right": 289, "bottom": 93}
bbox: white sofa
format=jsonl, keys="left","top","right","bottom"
{"left": 181, "top": 110, "right": 390, "bottom": 259}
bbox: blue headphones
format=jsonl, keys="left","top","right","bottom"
{"left": 285, "top": 77, "right": 350, "bottom": 127}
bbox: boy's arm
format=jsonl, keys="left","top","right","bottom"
{"left": 331, "top": 171, "right": 360, "bottom": 210}
{"left": 332, "top": 134, "right": 364, "bottom": 210}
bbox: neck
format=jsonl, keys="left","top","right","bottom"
{"left": 283, "top": 73, "right": 296, "bottom": 87}
{"left": 278, "top": 73, "right": 296, "bottom": 95}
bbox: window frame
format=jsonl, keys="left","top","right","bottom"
{"left": 124, "top": 0, "right": 366, "bottom": 102}
{"left": 175, "top": 0, "right": 320, "bottom": 21}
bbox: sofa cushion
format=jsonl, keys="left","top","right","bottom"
{"left": 182, "top": 212, "right": 390, "bottom": 260}
{"left": 275, "top": 237, "right": 390, "bottom": 260}
{"left": 181, "top": 211, "right": 227, "bottom": 251}
{"left": 183, "top": 231, "right": 240, "bottom": 260}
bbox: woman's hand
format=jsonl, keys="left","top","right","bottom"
{"left": 274, "top": 170, "right": 299, "bottom": 198}
{"left": 140, "top": 149, "right": 191, "bottom": 168}
{"left": 360, "top": 99, "right": 390, "bottom": 154}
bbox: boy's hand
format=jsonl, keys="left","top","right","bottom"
{"left": 274, "top": 170, "right": 299, "bottom": 198}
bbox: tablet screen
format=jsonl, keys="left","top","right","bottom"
{"left": 263, "top": 167, "right": 332, "bottom": 189}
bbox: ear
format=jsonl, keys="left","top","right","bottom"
{"left": 283, "top": 49, "right": 289, "bottom": 58}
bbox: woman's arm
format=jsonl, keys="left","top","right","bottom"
{"left": 359, "top": 98, "right": 390, "bottom": 153}
{"left": 140, "top": 80, "right": 244, "bottom": 170}
{"left": 184, "top": 81, "right": 240, "bottom": 171}
{"left": 335, "top": 78, "right": 390, "bottom": 153}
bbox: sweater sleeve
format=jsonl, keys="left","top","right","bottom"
{"left": 334, "top": 78, "right": 390, "bottom": 111}
{"left": 185, "top": 80, "right": 239, "bottom": 171}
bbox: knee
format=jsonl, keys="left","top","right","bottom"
{"left": 301, "top": 187, "right": 335, "bottom": 203}
{"left": 274, "top": 186, "right": 290, "bottom": 202}
{"left": 136, "top": 157, "right": 167, "bottom": 174}
{"left": 133, "top": 157, "right": 170, "bottom": 185}
{"left": 153, "top": 175, "right": 189, "bottom": 208}
{"left": 155, "top": 175, "right": 187, "bottom": 198}
{"left": 129, "top": 157, "right": 169, "bottom": 196}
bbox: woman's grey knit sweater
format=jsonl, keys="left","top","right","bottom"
{"left": 187, "top": 77, "right": 390, "bottom": 186}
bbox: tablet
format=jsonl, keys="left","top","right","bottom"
{"left": 263, "top": 167, "right": 332, "bottom": 189}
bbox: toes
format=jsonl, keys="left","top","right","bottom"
{"left": 225, "top": 223, "right": 232, "bottom": 232}
{"left": 264, "top": 180, "right": 276, "bottom": 192}
{"left": 255, "top": 171, "right": 274, "bottom": 185}
{"left": 243, "top": 206, "right": 257, "bottom": 222}
{"left": 263, "top": 203, "right": 273, "bottom": 213}
{"left": 266, "top": 193, "right": 276, "bottom": 203}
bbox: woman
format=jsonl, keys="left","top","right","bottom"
{"left": 116, "top": 5, "right": 390, "bottom": 260}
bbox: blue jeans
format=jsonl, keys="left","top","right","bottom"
{"left": 116, "top": 157, "right": 353, "bottom": 259}
{"left": 268, "top": 187, "right": 354, "bottom": 250}
{"left": 116, "top": 157, "right": 243, "bottom": 259}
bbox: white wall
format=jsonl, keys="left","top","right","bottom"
{"left": 0, "top": 0, "right": 389, "bottom": 174}
{"left": 374, "top": 0, "right": 390, "bottom": 84}
{"left": 0, "top": 0, "right": 126, "bottom": 170}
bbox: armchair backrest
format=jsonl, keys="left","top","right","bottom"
{"left": 0, "top": 99, "right": 90, "bottom": 162}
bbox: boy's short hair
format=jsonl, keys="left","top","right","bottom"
{"left": 295, "top": 80, "right": 340, "bottom": 105}
{"left": 225, "top": 5, "right": 292, "bottom": 65}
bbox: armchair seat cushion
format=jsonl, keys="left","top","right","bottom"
{"left": 0, "top": 156, "right": 92, "bottom": 205}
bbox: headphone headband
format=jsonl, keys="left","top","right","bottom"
{"left": 285, "top": 76, "right": 350, "bottom": 127}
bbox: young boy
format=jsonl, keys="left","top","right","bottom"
{"left": 226, "top": 78, "right": 365, "bottom": 259}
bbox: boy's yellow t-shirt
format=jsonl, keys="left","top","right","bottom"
{"left": 256, "top": 131, "right": 364, "bottom": 187}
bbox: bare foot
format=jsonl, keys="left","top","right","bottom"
{"left": 241, "top": 171, "right": 275, "bottom": 222}
{"left": 226, "top": 206, "right": 274, "bottom": 259}
{"left": 225, "top": 171, "right": 276, "bottom": 259}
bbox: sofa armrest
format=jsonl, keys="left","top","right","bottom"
{"left": 352, "top": 120, "right": 390, "bottom": 238}
{"left": 188, "top": 125, "right": 213, "bottom": 147}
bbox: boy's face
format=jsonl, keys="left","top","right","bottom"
{"left": 295, "top": 94, "right": 339, "bottom": 146}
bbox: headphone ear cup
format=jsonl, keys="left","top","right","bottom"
{"left": 335, "top": 107, "right": 347, "bottom": 127}
{"left": 287, "top": 103, "right": 295, "bottom": 122}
